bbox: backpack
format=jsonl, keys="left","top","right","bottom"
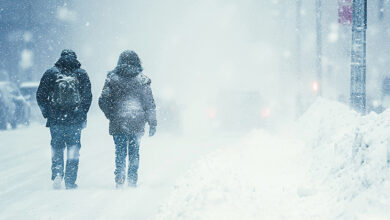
{"left": 51, "top": 70, "right": 81, "bottom": 110}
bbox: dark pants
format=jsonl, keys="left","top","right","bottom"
{"left": 113, "top": 134, "right": 140, "bottom": 185}
{"left": 50, "top": 124, "right": 82, "bottom": 186}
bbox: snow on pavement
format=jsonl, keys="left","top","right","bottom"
{"left": 3, "top": 98, "right": 390, "bottom": 219}
{"left": 156, "top": 130, "right": 334, "bottom": 219}
{"left": 0, "top": 113, "right": 238, "bottom": 220}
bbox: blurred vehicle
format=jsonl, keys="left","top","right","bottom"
{"left": 0, "top": 82, "right": 31, "bottom": 130}
{"left": 19, "top": 81, "right": 42, "bottom": 122}
{"left": 156, "top": 98, "right": 182, "bottom": 134}
{"left": 208, "top": 90, "right": 269, "bottom": 132}
{"left": 19, "top": 81, "right": 39, "bottom": 102}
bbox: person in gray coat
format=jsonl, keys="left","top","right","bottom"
{"left": 99, "top": 50, "right": 157, "bottom": 187}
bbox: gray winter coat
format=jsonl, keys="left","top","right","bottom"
{"left": 99, "top": 64, "right": 157, "bottom": 136}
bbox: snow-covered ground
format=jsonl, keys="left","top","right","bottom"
{"left": 2, "top": 99, "right": 390, "bottom": 219}
{"left": 0, "top": 113, "right": 238, "bottom": 220}
{"left": 157, "top": 98, "right": 390, "bottom": 219}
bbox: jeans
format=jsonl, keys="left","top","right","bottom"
{"left": 50, "top": 124, "right": 82, "bottom": 186}
{"left": 113, "top": 134, "right": 140, "bottom": 185}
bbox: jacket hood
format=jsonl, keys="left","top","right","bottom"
{"left": 55, "top": 49, "right": 81, "bottom": 72}
{"left": 117, "top": 50, "right": 143, "bottom": 70}
{"left": 114, "top": 64, "right": 143, "bottom": 77}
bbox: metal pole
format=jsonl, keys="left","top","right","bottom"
{"left": 350, "top": 0, "right": 367, "bottom": 114}
{"left": 316, "top": 0, "right": 322, "bottom": 96}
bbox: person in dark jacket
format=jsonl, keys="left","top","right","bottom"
{"left": 99, "top": 50, "right": 157, "bottom": 188}
{"left": 37, "top": 49, "right": 92, "bottom": 190}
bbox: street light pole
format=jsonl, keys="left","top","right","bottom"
{"left": 350, "top": 0, "right": 367, "bottom": 114}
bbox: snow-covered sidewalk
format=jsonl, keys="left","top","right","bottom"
{"left": 3, "top": 99, "right": 390, "bottom": 219}
{"left": 0, "top": 114, "right": 236, "bottom": 220}
{"left": 156, "top": 130, "right": 333, "bottom": 219}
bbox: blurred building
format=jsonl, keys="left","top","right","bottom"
{"left": 0, "top": 0, "right": 75, "bottom": 83}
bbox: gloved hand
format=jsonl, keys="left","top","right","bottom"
{"left": 149, "top": 126, "right": 156, "bottom": 137}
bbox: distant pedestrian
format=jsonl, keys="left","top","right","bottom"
{"left": 99, "top": 50, "right": 157, "bottom": 188}
{"left": 37, "top": 49, "right": 92, "bottom": 190}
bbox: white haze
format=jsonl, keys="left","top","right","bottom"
{"left": 67, "top": 0, "right": 289, "bottom": 134}
{"left": 3, "top": 1, "right": 390, "bottom": 219}
{"left": 55, "top": 0, "right": 388, "bottom": 134}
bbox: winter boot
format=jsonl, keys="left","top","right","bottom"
{"left": 115, "top": 175, "right": 125, "bottom": 189}
{"left": 115, "top": 183, "right": 125, "bottom": 189}
{"left": 53, "top": 174, "right": 62, "bottom": 190}
{"left": 65, "top": 183, "right": 78, "bottom": 190}
{"left": 128, "top": 182, "right": 137, "bottom": 188}
{"left": 115, "top": 174, "right": 125, "bottom": 186}
{"left": 128, "top": 179, "right": 137, "bottom": 188}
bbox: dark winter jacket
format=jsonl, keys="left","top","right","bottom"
{"left": 99, "top": 51, "right": 157, "bottom": 135}
{"left": 36, "top": 50, "right": 92, "bottom": 127}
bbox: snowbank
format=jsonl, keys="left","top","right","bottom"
{"left": 156, "top": 131, "right": 320, "bottom": 219}
{"left": 298, "top": 98, "right": 390, "bottom": 219}
{"left": 156, "top": 98, "right": 390, "bottom": 219}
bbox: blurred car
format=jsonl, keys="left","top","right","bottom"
{"left": 19, "top": 81, "right": 39, "bottom": 103}
{"left": 0, "top": 82, "right": 30, "bottom": 130}
{"left": 19, "top": 81, "right": 42, "bottom": 122}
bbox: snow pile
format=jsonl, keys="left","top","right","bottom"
{"left": 157, "top": 132, "right": 308, "bottom": 219}
{"left": 156, "top": 131, "right": 334, "bottom": 219}
{"left": 297, "top": 98, "right": 390, "bottom": 219}
{"left": 156, "top": 98, "right": 390, "bottom": 219}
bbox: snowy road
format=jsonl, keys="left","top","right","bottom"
{"left": 0, "top": 114, "right": 239, "bottom": 220}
